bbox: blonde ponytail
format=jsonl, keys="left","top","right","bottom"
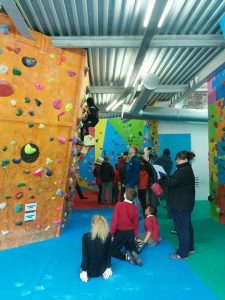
{"left": 91, "top": 215, "right": 109, "bottom": 243}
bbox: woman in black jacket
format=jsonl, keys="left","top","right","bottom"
{"left": 159, "top": 151, "right": 195, "bottom": 259}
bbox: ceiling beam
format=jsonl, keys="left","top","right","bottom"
{"left": 1, "top": 0, "right": 33, "bottom": 39}
{"left": 170, "top": 49, "right": 225, "bottom": 106}
{"left": 88, "top": 85, "right": 190, "bottom": 94}
{"left": 51, "top": 35, "right": 225, "bottom": 48}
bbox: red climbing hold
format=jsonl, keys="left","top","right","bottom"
{"left": 15, "top": 192, "right": 24, "bottom": 199}
{"left": 0, "top": 80, "right": 14, "bottom": 96}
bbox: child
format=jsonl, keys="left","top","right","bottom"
{"left": 136, "top": 206, "right": 160, "bottom": 253}
{"left": 138, "top": 163, "right": 149, "bottom": 217}
{"left": 80, "top": 215, "right": 112, "bottom": 282}
{"left": 110, "top": 188, "right": 143, "bottom": 266}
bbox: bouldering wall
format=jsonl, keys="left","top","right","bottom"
{"left": 208, "top": 68, "right": 225, "bottom": 224}
{"left": 77, "top": 118, "right": 158, "bottom": 189}
{"left": 0, "top": 15, "right": 87, "bottom": 249}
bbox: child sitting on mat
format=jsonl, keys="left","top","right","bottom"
{"left": 136, "top": 206, "right": 160, "bottom": 253}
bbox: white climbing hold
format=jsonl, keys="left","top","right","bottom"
{"left": 10, "top": 99, "right": 17, "bottom": 106}
{"left": 1, "top": 230, "right": 9, "bottom": 235}
{"left": 10, "top": 140, "right": 16, "bottom": 145}
{"left": 0, "top": 202, "right": 7, "bottom": 209}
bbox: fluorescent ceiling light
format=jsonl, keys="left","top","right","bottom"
{"left": 106, "top": 99, "right": 117, "bottom": 111}
{"left": 158, "top": 0, "right": 174, "bottom": 28}
{"left": 111, "top": 100, "right": 124, "bottom": 111}
{"left": 143, "top": 0, "right": 156, "bottom": 28}
{"left": 124, "top": 65, "right": 134, "bottom": 88}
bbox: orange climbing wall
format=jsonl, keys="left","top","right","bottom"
{"left": 0, "top": 15, "right": 87, "bottom": 249}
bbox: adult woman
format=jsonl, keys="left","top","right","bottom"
{"left": 159, "top": 151, "right": 195, "bottom": 259}
{"left": 80, "top": 215, "right": 112, "bottom": 282}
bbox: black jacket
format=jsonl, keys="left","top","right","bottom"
{"left": 140, "top": 157, "right": 157, "bottom": 185}
{"left": 155, "top": 155, "right": 173, "bottom": 176}
{"left": 100, "top": 161, "right": 115, "bottom": 183}
{"left": 159, "top": 162, "right": 195, "bottom": 211}
{"left": 119, "top": 162, "right": 128, "bottom": 184}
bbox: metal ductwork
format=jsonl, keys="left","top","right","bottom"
{"left": 122, "top": 104, "right": 208, "bottom": 123}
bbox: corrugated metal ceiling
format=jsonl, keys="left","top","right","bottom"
{"left": 15, "top": 0, "right": 225, "bottom": 111}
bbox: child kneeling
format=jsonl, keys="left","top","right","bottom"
{"left": 136, "top": 206, "right": 160, "bottom": 253}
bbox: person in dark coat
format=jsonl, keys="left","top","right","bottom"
{"left": 100, "top": 156, "right": 115, "bottom": 205}
{"left": 155, "top": 148, "right": 173, "bottom": 176}
{"left": 93, "top": 157, "right": 104, "bottom": 204}
{"left": 80, "top": 215, "right": 112, "bottom": 282}
{"left": 80, "top": 97, "right": 99, "bottom": 141}
{"left": 159, "top": 150, "right": 196, "bottom": 259}
{"left": 119, "top": 155, "right": 129, "bottom": 201}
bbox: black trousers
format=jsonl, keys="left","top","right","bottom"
{"left": 172, "top": 208, "right": 194, "bottom": 258}
{"left": 75, "top": 180, "right": 84, "bottom": 199}
{"left": 80, "top": 119, "right": 98, "bottom": 141}
{"left": 120, "top": 184, "right": 125, "bottom": 201}
{"left": 112, "top": 183, "right": 119, "bottom": 204}
{"left": 111, "top": 230, "right": 137, "bottom": 260}
{"left": 97, "top": 184, "right": 102, "bottom": 204}
{"left": 138, "top": 189, "right": 147, "bottom": 216}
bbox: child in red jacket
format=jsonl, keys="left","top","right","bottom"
{"left": 136, "top": 206, "right": 160, "bottom": 253}
{"left": 110, "top": 188, "right": 143, "bottom": 266}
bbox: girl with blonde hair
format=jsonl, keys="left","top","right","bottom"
{"left": 80, "top": 215, "right": 112, "bottom": 282}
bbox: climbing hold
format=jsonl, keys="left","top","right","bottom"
{"left": 28, "top": 123, "right": 34, "bottom": 128}
{"left": 0, "top": 24, "right": 9, "bottom": 35}
{"left": 32, "top": 168, "right": 44, "bottom": 177}
{"left": 0, "top": 64, "right": 8, "bottom": 74}
{"left": 1, "top": 230, "right": 9, "bottom": 235}
{"left": 16, "top": 192, "right": 24, "bottom": 199}
{"left": 35, "top": 99, "right": 42, "bottom": 106}
{"left": 51, "top": 196, "right": 56, "bottom": 200}
{"left": 0, "top": 203, "right": 7, "bottom": 209}
{"left": 28, "top": 110, "right": 35, "bottom": 116}
{"left": 24, "top": 97, "right": 31, "bottom": 103}
{"left": 58, "top": 111, "right": 65, "bottom": 120}
{"left": 11, "top": 99, "right": 17, "bottom": 106}
{"left": 67, "top": 70, "right": 76, "bottom": 77}
{"left": 2, "top": 146, "right": 7, "bottom": 151}
{"left": 49, "top": 137, "right": 54, "bottom": 141}
{"left": 23, "top": 170, "right": 31, "bottom": 174}
{"left": 6, "top": 46, "right": 21, "bottom": 54}
{"left": 50, "top": 53, "right": 55, "bottom": 59}
{"left": 16, "top": 108, "right": 23, "bottom": 116}
{"left": 12, "top": 67, "right": 22, "bottom": 76}
{"left": 15, "top": 204, "right": 23, "bottom": 213}
{"left": 53, "top": 99, "right": 62, "bottom": 109}
{"left": 54, "top": 181, "right": 57, "bottom": 185}
{"left": 24, "top": 144, "right": 36, "bottom": 155}
{"left": 46, "top": 158, "right": 53, "bottom": 165}
{"left": 36, "top": 224, "right": 41, "bottom": 229}
{"left": 57, "top": 205, "right": 63, "bottom": 211}
{"left": 59, "top": 55, "right": 65, "bottom": 64}
{"left": 15, "top": 221, "right": 23, "bottom": 226}
{"left": 17, "top": 183, "right": 26, "bottom": 187}
{"left": 65, "top": 103, "right": 73, "bottom": 112}
{"left": 45, "top": 225, "right": 51, "bottom": 231}
{"left": 56, "top": 189, "right": 64, "bottom": 197}
{"left": 1, "top": 159, "right": 10, "bottom": 167}
{"left": 5, "top": 196, "right": 11, "bottom": 200}
{"left": 56, "top": 159, "right": 61, "bottom": 163}
{"left": 53, "top": 220, "right": 62, "bottom": 226}
{"left": 22, "top": 57, "right": 37, "bottom": 67}
{"left": 12, "top": 158, "right": 22, "bottom": 164}
{"left": 0, "top": 48, "right": 2, "bottom": 54}
{"left": 31, "top": 195, "right": 35, "bottom": 199}
{"left": 0, "top": 80, "right": 14, "bottom": 96}
{"left": 45, "top": 168, "right": 52, "bottom": 177}
{"left": 33, "top": 82, "right": 44, "bottom": 90}
{"left": 58, "top": 137, "right": 66, "bottom": 144}
{"left": 39, "top": 123, "right": 45, "bottom": 129}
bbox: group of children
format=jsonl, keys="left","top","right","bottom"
{"left": 80, "top": 188, "right": 160, "bottom": 282}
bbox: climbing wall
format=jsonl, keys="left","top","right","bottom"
{"left": 208, "top": 68, "right": 225, "bottom": 224}
{"left": 77, "top": 118, "right": 157, "bottom": 189}
{"left": 0, "top": 15, "right": 87, "bottom": 249}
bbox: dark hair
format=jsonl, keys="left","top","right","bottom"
{"left": 86, "top": 97, "right": 95, "bottom": 107}
{"left": 176, "top": 151, "right": 195, "bottom": 161}
{"left": 140, "top": 163, "right": 146, "bottom": 171}
{"left": 104, "top": 156, "right": 109, "bottom": 162}
{"left": 146, "top": 206, "right": 157, "bottom": 216}
{"left": 163, "top": 148, "right": 170, "bottom": 156}
{"left": 130, "top": 145, "right": 139, "bottom": 154}
{"left": 125, "top": 188, "right": 137, "bottom": 201}
{"left": 123, "top": 151, "right": 128, "bottom": 156}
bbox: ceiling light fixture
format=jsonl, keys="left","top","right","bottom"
{"left": 158, "top": 0, "right": 174, "bottom": 28}
{"left": 106, "top": 99, "right": 118, "bottom": 111}
{"left": 143, "top": 0, "right": 156, "bottom": 28}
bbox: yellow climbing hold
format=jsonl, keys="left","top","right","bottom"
{"left": 51, "top": 196, "right": 56, "bottom": 200}
{"left": 65, "top": 103, "right": 73, "bottom": 112}
{"left": 24, "top": 144, "right": 36, "bottom": 155}
{"left": 45, "top": 225, "right": 51, "bottom": 231}
{"left": 39, "top": 124, "right": 46, "bottom": 129}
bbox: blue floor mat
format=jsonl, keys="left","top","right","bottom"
{"left": 0, "top": 209, "right": 217, "bottom": 300}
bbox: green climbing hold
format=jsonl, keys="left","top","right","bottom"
{"left": 2, "top": 146, "right": 7, "bottom": 151}
{"left": 28, "top": 111, "right": 35, "bottom": 116}
{"left": 28, "top": 123, "right": 34, "bottom": 128}
{"left": 16, "top": 108, "right": 23, "bottom": 116}
{"left": 1, "top": 159, "right": 10, "bottom": 167}
{"left": 25, "top": 97, "right": 31, "bottom": 103}
{"left": 223, "top": 127, "right": 225, "bottom": 131}
{"left": 0, "top": 48, "right": 2, "bottom": 54}
{"left": 23, "top": 170, "right": 31, "bottom": 174}
{"left": 12, "top": 67, "right": 22, "bottom": 76}
{"left": 24, "top": 144, "right": 36, "bottom": 155}
{"left": 5, "top": 196, "right": 11, "bottom": 200}
{"left": 17, "top": 183, "right": 26, "bottom": 187}
{"left": 15, "top": 204, "right": 23, "bottom": 213}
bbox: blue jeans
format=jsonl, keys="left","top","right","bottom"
{"left": 172, "top": 209, "right": 194, "bottom": 258}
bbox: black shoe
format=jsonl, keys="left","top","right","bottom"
{"left": 130, "top": 250, "right": 143, "bottom": 266}
{"left": 126, "top": 251, "right": 135, "bottom": 265}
